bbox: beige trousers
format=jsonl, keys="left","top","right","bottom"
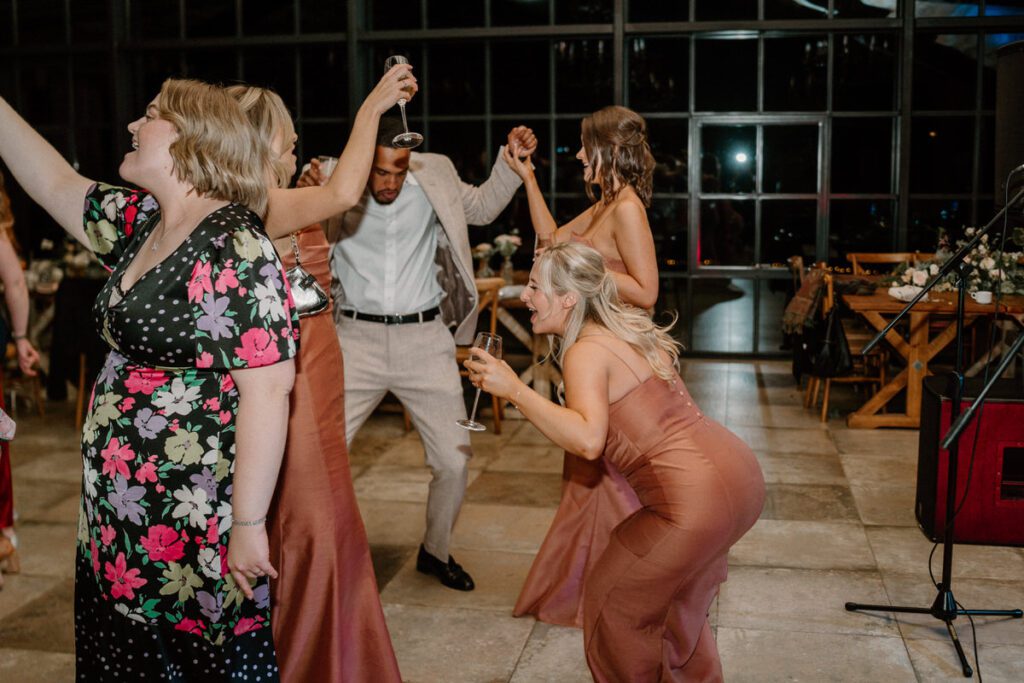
{"left": 337, "top": 315, "right": 471, "bottom": 560}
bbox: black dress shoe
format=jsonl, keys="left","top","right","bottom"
{"left": 416, "top": 544, "right": 475, "bottom": 591}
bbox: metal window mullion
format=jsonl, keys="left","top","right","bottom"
{"left": 687, "top": 35, "right": 699, "bottom": 274}
{"left": 895, "top": 0, "right": 914, "bottom": 251}
{"left": 548, "top": 36, "right": 556, "bottom": 214}
{"left": 972, "top": 31, "right": 984, "bottom": 226}
{"left": 613, "top": 0, "right": 624, "bottom": 104}
{"left": 484, "top": 41, "right": 492, "bottom": 157}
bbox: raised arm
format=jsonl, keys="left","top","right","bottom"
{"left": 457, "top": 127, "right": 536, "bottom": 226}
{"left": 609, "top": 201, "right": 659, "bottom": 309}
{"left": 263, "top": 65, "right": 416, "bottom": 238}
{"left": 0, "top": 98, "right": 93, "bottom": 245}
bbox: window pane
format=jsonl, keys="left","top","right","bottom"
{"left": 427, "top": 44, "right": 485, "bottom": 115}
{"left": 556, "top": 119, "right": 586, "bottom": 193}
{"left": 130, "top": 52, "right": 183, "bottom": 113}
{"left": 300, "top": 0, "right": 346, "bottom": 33}
{"left": 647, "top": 118, "right": 688, "bottom": 194}
{"left": 183, "top": 49, "right": 239, "bottom": 85}
{"left": 428, "top": 121, "right": 488, "bottom": 184}
{"left": 492, "top": 0, "right": 549, "bottom": 25}
{"left": 761, "top": 199, "right": 817, "bottom": 265}
{"left": 695, "top": 0, "right": 756, "bottom": 21}
{"left": 985, "top": 1, "right": 1024, "bottom": 16}
{"left": 629, "top": 0, "right": 689, "bottom": 21}
{"left": 763, "top": 126, "right": 818, "bottom": 194}
{"left": 74, "top": 126, "right": 119, "bottom": 182}
{"left": 74, "top": 61, "right": 114, "bottom": 126}
{"left": 691, "top": 278, "right": 754, "bottom": 353}
{"left": 554, "top": 195, "right": 591, "bottom": 226}
{"left": 910, "top": 116, "right": 974, "bottom": 193}
{"left": 764, "top": 36, "right": 827, "bottom": 112}
{"left": 699, "top": 199, "right": 755, "bottom": 265}
{"left": 71, "top": 0, "right": 109, "bottom": 43}
{"left": 0, "top": 0, "right": 13, "bottom": 46}
{"left": 555, "top": 39, "right": 614, "bottom": 113}
{"left": 913, "top": 34, "right": 978, "bottom": 111}
{"left": 908, "top": 199, "right": 967, "bottom": 253}
{"left": 649, "top": 198, "right": 688, "bottom": 272}
{"left": 831, "top": 118, "right": 892, "bottom": 193}
{"left": 834, "top": 33, "right": 898, "bottom": 111}
{"left": 556, "top": 0, "right": 613, "bottom": 23}
{"left": 22, "top": 59, "right": 69, "bottom": 126}
{"left": 18, "top": 0, "right": 64, "bottom": 44}
{"left": 758, "top": 280, "right": 789, "bottom": 354}
{"left": 428, "top": 0, "right": 484, "bottom": 27}
{"left": 765, "top": 0, "right": 828, "bottom": 19}
{"left": 493, "top": 41, "right": 550, "bottom": 114}
{"left": 982, "top": 33, "right": 1021, "bottom": 109}
{"left": 917, "top": 0, "right": 979, "bottom": 17}
{"left": 185, "top": 0, "right": 236, "bottom": 38}
{"left": 701, "top": 125, "right": 756, "bottom": 194}
{"left": 979, "top": 115, "right": 995, "bottom": 198}
{"left": 368, "top": 0, "right": 421, "bottom": 29}
{"left": 243, "top": 48, "right": 298, "bottom": 113}
{"left": 828, "top": 199, "right": 895, "bottom": 264}
{"left": 300, "top": 45, "right": 347, "bottom": 119}
{"left": 628, "top": 37, "right": 689, "bottom": 112}
{"left": 695, "top": 38, "right": 757, "bottom": 112}
{"left": 297, "top": 122, "right": 349, "bottom": 169}
{"left": 242, "top": 0, "right": 295, "bottom": 35}
{"left": 129, "top": 0, "right": 180, "bottom": 40}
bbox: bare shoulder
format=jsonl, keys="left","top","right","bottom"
{"left": 609, "top": 194, "right": 649, "bottom": 229}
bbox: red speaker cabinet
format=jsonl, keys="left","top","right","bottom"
{"left": 917, "top": 375, "right": 1024, "bottom": 547}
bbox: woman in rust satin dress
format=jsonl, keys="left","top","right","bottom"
{"left": 466, "top": 242, "right": 764, "bottom": 681}
{"left": 503, "top": 106, "right": 658, "bottom": 627}
{"left": 228, "top": 71, "right": 418, "bottom": 682}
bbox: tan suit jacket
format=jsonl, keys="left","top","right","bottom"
{"left": 326, "top": 148, "right": 522, "bottom": 344}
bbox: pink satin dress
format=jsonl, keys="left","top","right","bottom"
{"left": 581, "top": 342, "right": 765, "bottom": 681}
{"left": 269, "top": 226, "right": 400, "bottom": 683}
{"left": 513, "top": 235, "right": 644, "bottom": 627}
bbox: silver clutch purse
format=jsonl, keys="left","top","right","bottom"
{"left": 285, "top": 235, "right": 329, "bottom": 318}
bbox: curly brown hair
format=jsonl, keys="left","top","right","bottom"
{"left": 581, "top": 105, "right": 655, "bottom": 208}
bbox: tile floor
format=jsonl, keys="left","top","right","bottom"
{"left": 2, "top": 359, "right": 1024, "bottom": 682}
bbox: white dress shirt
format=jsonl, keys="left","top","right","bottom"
{"left": 329, "top": 174, "right": 442, "bottom": 316}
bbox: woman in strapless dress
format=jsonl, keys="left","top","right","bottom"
{"left": 466, "top": 242, "right": 764, "bottom": 681}
{"left": 225, "top": 68, "right": 418, "bottom": 682}
{"left": 502, "top": 106, "right": 660, "bottom": 627}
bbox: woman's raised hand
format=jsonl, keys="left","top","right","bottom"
{"left": 365, "top": 63, "right": 419, "bottom": 116}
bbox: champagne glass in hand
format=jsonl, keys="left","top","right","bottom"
{"left": 457, "top": 332, "right": 503, "bottom": 432}
{"left": 383, "top": 55, "right": 423, "bottom": 149}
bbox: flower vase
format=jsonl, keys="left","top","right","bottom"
{"left": 500, "top": 256, "right": 514, "bottom": 285}
{"left": 476, "top": 258, "right": 494, "bottom": 279}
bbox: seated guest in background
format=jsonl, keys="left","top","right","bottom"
{"left": 0, "top": 80, "right": 296, "bottom": 680}
{"left": 226, "top": 65, "right": 414, "bottom": 683}
{"left": 301, "top": 117, "right": 536, "bottom": 591}
{"left": 501, "top": 105, "right": 658, "bottom": 628}
{"left": 465, "top": 242, "right": 765, "bottom": 681}
{"left": 0, "top": 168, "right": 40, "bottom": 589}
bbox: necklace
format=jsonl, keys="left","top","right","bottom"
{"left": 150, "top": 221, "right": 169, "bottom": 252}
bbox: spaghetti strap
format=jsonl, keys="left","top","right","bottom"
{"left": 575, "top": 336, "right": 647, "bottom": 385}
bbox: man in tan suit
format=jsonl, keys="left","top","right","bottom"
{"left": 315, "top": 118, "right": 536, "bottom": 590}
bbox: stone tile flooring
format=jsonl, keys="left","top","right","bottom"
{"left": 2, "top": 359, "right": 1023, "bottom": 681}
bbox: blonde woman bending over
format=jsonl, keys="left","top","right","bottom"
{"left": 466, "top": 242, "right": 764, "bottom": 682}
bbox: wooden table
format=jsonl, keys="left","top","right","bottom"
{"left": 842, "top": 292, "right": 1024, "bottom": 429}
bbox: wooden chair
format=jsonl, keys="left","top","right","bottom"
{"left": 847, "top": 252, "right": 933, "bottom": 276}
{"left": 805, "top": 273, "right": 888, "bottom": 422}
{"left": 403, "top": 277, "right": 507, "bottom": 434}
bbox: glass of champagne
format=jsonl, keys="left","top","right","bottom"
{"left": 457, "top": 332, "right": 503, "bottom": 432}
{"left": 383, "top": 55, "right": 423, "bottom": 149}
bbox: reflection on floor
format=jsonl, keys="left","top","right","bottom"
{"left": 2, "top": 360, "right": 1024, "bottom": 681}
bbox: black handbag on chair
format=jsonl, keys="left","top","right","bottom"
{"left": 809, "top": 305, "right": 853, "bottom": 378}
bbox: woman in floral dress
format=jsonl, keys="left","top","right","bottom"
{"left": 0, "top": 79, "right": 297, "bottom": 680}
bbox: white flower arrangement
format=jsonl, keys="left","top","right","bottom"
{"left": 494, "top": 233, "right": 523, "bottom": 258}
{"left": 886, "top": 227, "right": 1024, "bottom": 297}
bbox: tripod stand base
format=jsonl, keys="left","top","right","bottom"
{"left": 846, "top": 588, "right": 1023, "bottom": 678}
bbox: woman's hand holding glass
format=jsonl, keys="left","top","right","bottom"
{"left": 369, "top": 62, "right": 419, "bottom": 116}
{"left": 463, "top": 347, "right": 522, "bottom": 403}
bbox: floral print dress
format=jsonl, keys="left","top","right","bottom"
{"left": 74, "top": 184, "right": 298, "bottom": 681}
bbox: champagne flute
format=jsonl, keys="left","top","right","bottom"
{"left": 457, "top": 332, "right": 503, "bottom": 432}
{"left": 383, "top": 55, "right": 423, "bottom": 149}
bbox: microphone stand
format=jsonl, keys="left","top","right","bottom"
{"left": 844, "top": 186, "right": 1024, "bottom": 678}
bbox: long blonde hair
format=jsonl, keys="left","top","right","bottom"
{"left": 224, "top": 84, "right": 296, "bottom": 190}
{"left": 536, "top": 242, "right": 679, "bottom": 380}
{"left": 581, "top": 105, "right": 655, "bottom": 208}
{"left": 156, "top": 78, "right": 270, "bottom": 217}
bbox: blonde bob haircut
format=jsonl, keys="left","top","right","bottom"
{"left": 156, "top": 78, "right": 270, "bottom": 217}
{"left": 225, "top": 84, "right": 296, "bottom": 190}
{"left": 535, "top": 241, "right": 680, "bottom": 381}
{"left": 581, "top": 105, "right": 655, "bottom": 208}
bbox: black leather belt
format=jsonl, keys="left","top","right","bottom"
{"left": 342, "top": 306, "right": 440, "bottom": 325}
